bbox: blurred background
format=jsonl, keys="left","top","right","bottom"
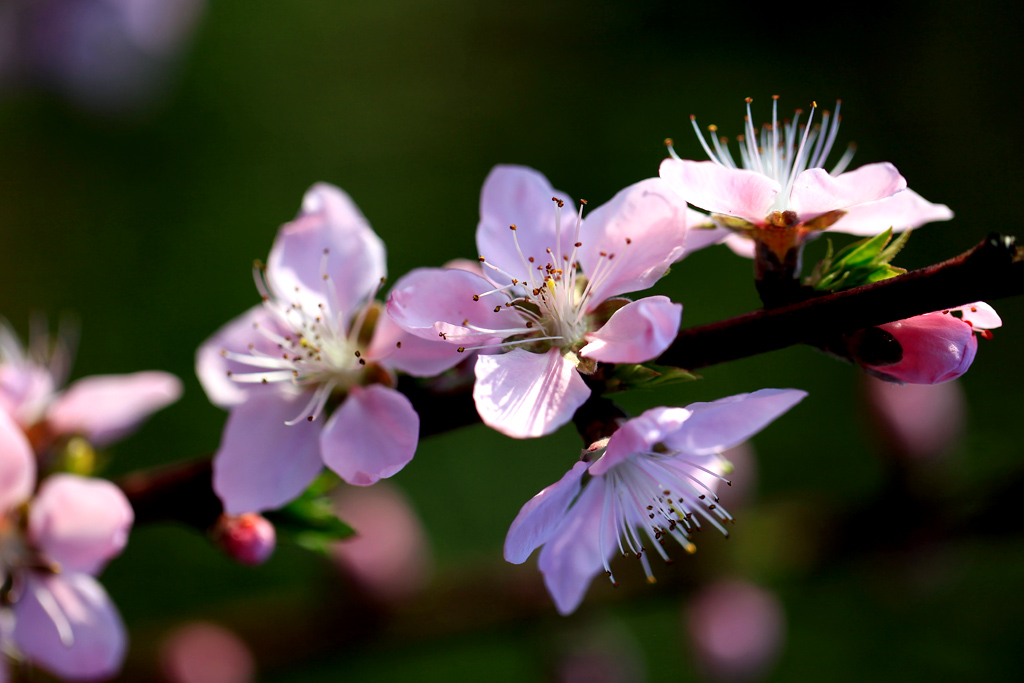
{"left": 1, "top": 0, "right": 1022, "bottom": 681}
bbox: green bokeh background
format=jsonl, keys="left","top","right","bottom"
{"left": 2, "top": 1, "right": 1022, "bottom": 681}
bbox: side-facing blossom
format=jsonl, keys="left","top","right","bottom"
{"left": 504, "top": 389, "right": 807, "bottom": 615}
{"left": 860, "top": 302, "right": 1001, "bottom": 385}
{"left": 0, "top": 320, "right": 182, "bottom": 454}
{"left": 0, "top": 410, "right": 132, "bottom": 681}
{"left": 196, "top": 183, "right": 459, "bottom": 515}
{"left": 387, "top": 165, "right": 688, "bottom": 438}
{"left": 660, "top": 98, "right": 951, "bottom": 258}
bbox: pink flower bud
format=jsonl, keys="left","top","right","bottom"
{"left": 862, "top": 303, "right": 1000, "bottom": 385}
{"left": 213, "top": 513, "right": 276, "bottom": 566}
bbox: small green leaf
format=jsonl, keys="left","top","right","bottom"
{"left": 603, "top": 363, "right": 697, "bottom": 392}
{"left": 806, "top": 228, "right": 912, "bottom": 291}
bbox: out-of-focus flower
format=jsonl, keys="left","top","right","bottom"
{"left": 388, "top": 165, "right": 688, "bottom": 438}
{"left": 159, "top": 621, "right": 255, "bottom": 683}
{"left": 860, "top": 302, "right": 1001, "bottom": 385}
{"left": 555, "top": 623, "right": 646, "bottom": 683}
{"left": 212, "top": 513, "right": 276, "bottom": 566}
{"left": 197, "top": 183, "right": 457, "bottom": 515}
{"left": 0, "top": 319, "right": 182, "bottom": 457}
{"left": 864, "top": 375, "right": 966, "bottom": 459}
{"left": 686, "top": 580, "right": 786, "bottom": 682}
{"left": 661, "top": 98, "right": 951, "bottom": 260}
{"left": 0, "top": 0, "right": 206, "bottom": 114}
{"left": 504, "top": 389, "right": 806, "bottom": 615}
{"left": 1, "top": 410, "right": 132, "bottom": 681}
{"left": 331, "top": 482, "right": 431, "bottom": 602}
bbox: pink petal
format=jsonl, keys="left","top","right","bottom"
{"left": 476, "top": 165, "right": 573, "bottom": 283}
{"left": 577, "top": 178, "right": 688, "bottom": 304}
{"left": 866, "top": 376, "right": 966, "bottom": 459}
{"left": 366, "top": 309, "right": 465, "bottom": 377}
{"left": 789, "top": 163, "right": 907, "bottom": 220}
{"left": 684, "top": 207, "right": 732, "bottom": 253}
{"left": 0, "top": 363, "right": 55, "bottom": 428}
{"left": 320, "top": 385, "right": 419, "bottom": 486}
{"left": 266, "top": 183, "right": 386, "bottom": 327}
{"left": 537, "top": 479, "right": 615, "bottom": 615}
{"left": 826, "top": 188, "right": 953, "bottom": 236}
{"left": 952, "top": 302, "right": 1001, "bottom": 329}
{"left": 13, "top": 573, "right": 127, "bottom": 682}
{"left": 386, "top": 267, "right": 522, "bottom": 346}
{"left": 662, "top": 389, "right": 808, "bottom": 457}
{"left": 504, "top": 460, "right": 590, "bottom": 564}
{"left": 590, "top": 406, "right": 691, "bottom": 476}
{"left": 581, "top": 296, "right": 682, "bottom": 364}
{"left": 659, "top": 158, "right": 779, "bottom": 224}
{"left": 0, "top": 408, "right": 35, "bottom": 511}
{"left": 723, "top": 233, "right": 757, "bottom": 259}
{"left": 46, "top": 372, "right": 182, "bottom": 447}
{"left": 212, "top": 392, "right": 324, "bottom": 514}
{"left": 870, "top": 313, "right": 978, "bottom": 384}
{"left": 196, "top": 305, "right": 286, "bottom": 409}
{"left": 473, "top": 349, "right": 590, "bottom": 438}
{"left": 29, "top": 474, "right": 133, "bottom": 575}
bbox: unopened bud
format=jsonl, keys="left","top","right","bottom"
{"left": 213, "top": 513, "right": 276, "bottom": 566}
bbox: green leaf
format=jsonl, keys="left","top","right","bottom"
{"left": 603, "top": 363, "right": 698, "bottom": 392}
{"left": 806, "top": 228, "right": 912, "bottom": 292}
{"left": 265, "top": 473, "right": 355, "bottom": 555}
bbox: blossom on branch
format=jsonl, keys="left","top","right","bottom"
{"left": 197, "top": 183, "right": 458, "bottom": 514}
{"left": 503, "top": 389, "right": 807, "bottom": 615}
{"left": 0, "top": 320, "right": 182, "bottom": 457}
{"left": 387, "top": 165, "right": 688, "bottom": 438}
{"left": 1, "top": 410, "right": 132, "bottom": 681}
{"left": 858, "top": 302, "right": 1001, "bottom": 385}
{"left": 661, "top": 97, "right": 952, "bottom": 259}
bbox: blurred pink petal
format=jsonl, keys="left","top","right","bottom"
{"left": 212, "top": 513, "right": 276, "bottom": 566}
{"left": 29, "top": 474, "right": 133, "bottom": 575}
{"left": 159, "top": 621, "right": 255, "bottom": 683}
{"left": 686, "top": 580, "right": 785, "bottom": 682}
{"left": 0, "top": 408, "right": 35, "bottom": 511}
{"left": 0, "top": 363, "right": 55, "bottom": 428}
{"left": 581, "top": 296, "right": 681, "bottom": 363}
{"left": 46, "top": 371, "right": 182, "bottom": 447}
{"left": 473, "top": 349, "right": 590, "bottom": 438}
{"left": 865, "top": 376, "right": 966, "bottom": 459}
{"left": 320, "top": 385, "right": 419, "bottom": 486}
{"left": 195, "top": 305, "right": 287, "bottom": 409}
{"left": 332, "top": 482, "right": 432, "bottom": 602}
{"left": 575, "top": 178, "right": 687, "bottom": 304}
{"left": 266, "top": 183, "right": 386, "bottom": 328}
{"left": 12, "top": 573, "right": 127, "bottom": 682}
{"left": 212, "top": 392, "right": 324, "bottom": 515}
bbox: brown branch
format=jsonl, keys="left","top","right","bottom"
{"left": 118, "top": 234, "right": 1024, "bottom": 527}
{"left": 657, "top": 233, "right": 1024, "bottom": 369}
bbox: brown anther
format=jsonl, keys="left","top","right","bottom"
{"left": 261, "top": 379, "right": 268, "bottom": 384}
{"left": 625, "top": 237, "right": 632, "bottom": 245}
{"left": 220, "top": 349, "right": 227, "bottom": 356}
{"left": 971, "top": 306, "right": 978, "bottom": 312}
{"left": 354, "top": 350, "right": 361, "bottom": 357}
{"left": 358, "top": 359, "right": 366, "bottom": 366}
{"left": 811, "top": 100, "right": 818, "bottom": 108}
{"left": 512, "top": 278, "right": 518, "bottom": 284}
{"left": 457, "top": 347, "right": 466, "bottom": 353}
{"left": 510, "top": 224, "right": 517, "bottom": 230}
{"left": 462, "top": 318, "right": 469, "bottom": 325}
{"left": 665, "top": 137, "right": 676, "bottom": 147}
{"left": 574, "top": 242, "right": 581, "bottom": 247}
{"left": 396, "top": 341, "right": 402, "bottom": 348}
{"left": 600, "top": 251, "right": 607, "bottom": 257}
{"left": 772, "top": 94, "right": 779, "bottom": 100}
{"left": 493, "top": 306, "right": 501, "bottom": 313}
{"left": 478, "top": 256, "right": 486, "bottom": 262}
{"left": 745, "top": 96, "right": 753, "bottom": 103}
{"left": 708, "top": 124, "right": 718, "bottom": 132}
{"left": 307, "top": 416, "right": 314, "bottom": 422}
{"left": 528, "top": 256, "right": 534, "bottom": 263}
{"left": 981, "top": 329, "right": 994, "bottom": 340}
{"left": 526, "top": 321, "right": 534, "bottom": 328}
{"left": 226, "top": 371, "right": 233, "bottom": 376}
{"left": 472, "top": 294, "right": 480, "bottom": 301}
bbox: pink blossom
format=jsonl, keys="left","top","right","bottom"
{"left": 196, "top": 183, "right": 457, "bottom": 514}
{"left": 0, "top": 321, "right": 182, "bottom": 452}
{"left": 660, "top": 98, "right": 951, "bottom": 256}
{"left": 0, "top": 410, "right": 132, "bottom": 681}
{"left": 212, "top": 513, "right": 276, "bottom": 566}
{"left": 159, "top": 621, "right": 256, "bottom": 683}
{"left": 503, "top": 389, "right": 806, "bottom": 614}
{"left": 686, "top": 580, "right": 786, "bottom": 682}
{"left": 863, "top": 302, "right": 1001, "bottom": 385}
{"left": 331, "top": 482, "right": 432, "bottom": 602}
{"left": 864, "top": 376, "right": 966, "bottom": 459}
{"left": 387, "top": 165, "right": 688, "bottom": 438}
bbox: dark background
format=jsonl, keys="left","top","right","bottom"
{"left": 1, "top": 1, "right": 1022, "bottom": 680}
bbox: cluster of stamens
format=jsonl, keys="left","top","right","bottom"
{"left": 596, "top": 448, "right": 733, "bottom": 586}
{"left": 221, "top": 249, "right": 383, "bottom": 425}
{"left": 669, "top": 96, "right": 857, "bottom": 217}
{"left": 452, "top": 197, "right": 630, "bottom": 357}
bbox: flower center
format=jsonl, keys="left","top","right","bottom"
{"left": 597, "top": 449, "right": 733, "bottom": 586}
{"left": 221, "top": 249, "right": 383, "bottom": 424}
{"left": 672, "top": 96, "right": 857, "bottom": 218}
{"left": 456, "top": 199, "right": 625, "bottom": 359}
